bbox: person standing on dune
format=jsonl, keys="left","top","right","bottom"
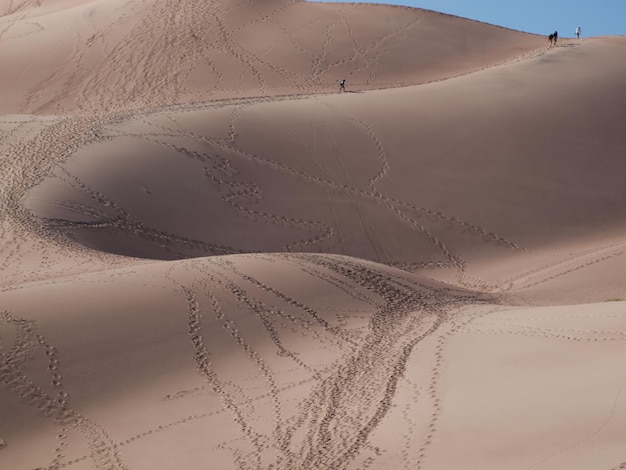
{"left": 553, "top": 30, "right": 558, "bottom": 45}
{"left": 576, "top": 26, "right": 581, "bottom": 39}
{"left": 339, "top": 79, "right": 346, "bottom": 93}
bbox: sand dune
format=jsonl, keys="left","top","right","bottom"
{"left": 1, "top": 0, "right": 626, "bottom": 469}
{"left": 0, "top": 254, "right": 487, "bottom": 468}
{"left": 0, "top": 0, "right": 545, "bottom": 114}
{"left": 24, "top": 36, "right": 626, "bottom": 299}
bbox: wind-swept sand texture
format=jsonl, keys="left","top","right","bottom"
{"left": 1, "top": 0, "right": 626, "bottom": 469}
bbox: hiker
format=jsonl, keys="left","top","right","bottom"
{"left": 548, "top": 33, "right": 554, "bottom": 47}
{"left": 553, "top": 30, "right": 558, "bottom": 45}
{"left": 576, "top": 26, "right": 581, "bottom": 39}
{"left": 339, "top": 79, "right": 346, "bottom": 93}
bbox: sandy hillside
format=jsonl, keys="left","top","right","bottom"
{"left": 0, "top": 0, "right": 545, "bottom": 114}
{"left": 1, "top": 0, "right": 626, "bottom": 469}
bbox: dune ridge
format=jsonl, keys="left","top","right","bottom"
{"left": 1, "top": 0, "right": 626, "bottom": 469}
{"left": 0, "top": 0, "right": 545, "bottom": 114}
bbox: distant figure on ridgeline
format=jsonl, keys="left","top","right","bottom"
{"left": 576, "top": 26, "right": 581, "bottom": 39}
{"left": 553, "top": 30, "right": 558, "bottom": 45}
{"left": 339, "top": 79, "right": 346, "bottom": 93}
{"left": 548, "top": 33, "right": 554, "bottom": 47}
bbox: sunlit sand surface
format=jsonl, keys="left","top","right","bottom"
{"left": 1, "top": 1, "right": 625, "bottom": 468}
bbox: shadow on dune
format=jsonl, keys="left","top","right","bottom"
{"left": 25, "top": 35, "right": 626, "bottom": 271}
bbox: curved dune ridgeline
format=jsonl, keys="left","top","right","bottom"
{"left": 1, "top": 1, "right": 626, "bottom": 469}
{"left": 0, "top": 0, "right": 546, "bottom": 114}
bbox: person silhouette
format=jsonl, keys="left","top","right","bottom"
{"left": 576, "top": 26, "right": 581, "bottom": 39}
{"left": 553, "top": 30, "right": 558, "bottom": 45}
{"left": 339, "top": 79, "right": 346, "bottom": 92}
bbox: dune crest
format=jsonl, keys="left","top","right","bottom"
{"left": 0, "top": 0, "right": 545, "bottom": 114}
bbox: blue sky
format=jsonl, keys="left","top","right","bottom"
{"left": 329, "top": 1, "right": 626, "bottom": 37}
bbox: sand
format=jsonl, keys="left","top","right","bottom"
{"left": 1, "top": 0, "right": 625, "bottom": 469}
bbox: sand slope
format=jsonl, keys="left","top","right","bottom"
{"left": 0, "top": 254, "right": 487, "bottom": 468}
{"left": 23, "top": 37, "right": 626, "bottom": 301}
{"left": 1, "top": 0, "right": 626, "bottom": 469}
{"left": 0, "top": 0, "right": 545, "bottom": 114}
